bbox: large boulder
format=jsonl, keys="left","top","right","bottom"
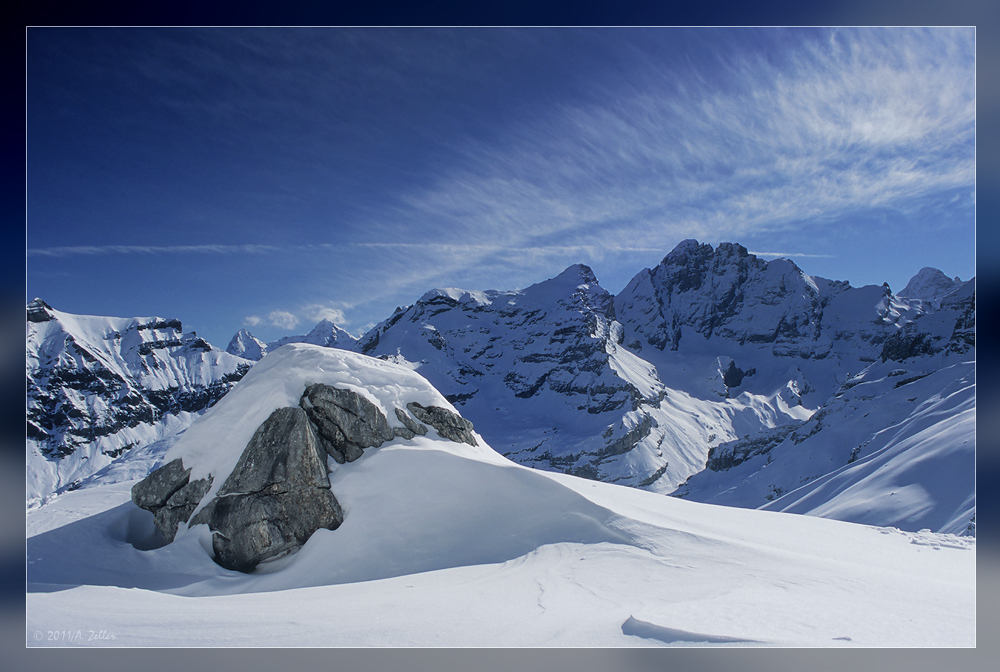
{"left": 190, "top": 406, "right": 343, "bottom": 572}
{"left": 131, "top": 458, "right": 213, "bottom": 542}
{"left": 406, "top": 402, "right": 477, "bottom": 446}
{"left": 129, "top": 369, "right": 478, "bottom": 573}
{"left": 300, "top": 383, "right": 395, "bottom": 463}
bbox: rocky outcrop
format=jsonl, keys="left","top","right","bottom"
{"left": 190, "top": 407, "right": 343, "bottom": 572}
{"left": 881, "top": 280, "right": 975, "bottom": 363}
{"left": 130, "top": 379, "right": 472, "bottom": 572}
{"left": 393, "top": 407, "right": 428, "bottom": 440}
{"left": 300, "top": 383, "right": 395, "bottom": 463}
{"left": 406, "top": 402, "right": 477, "bottom": 446}
{"left": 600, "top": 413, "right": 653, "bottom": 458}
{"left": 131, "top": 458, "right": 213, "bottom": 542}
{"left": 154, "top": 476, "right": 214, "bottom": 542}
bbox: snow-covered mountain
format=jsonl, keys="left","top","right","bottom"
{"left": 226, "top": 319, "right": 358, "bottom": 361}
{"left": 26, "top": 345, "right": 975, "bottom": 646}
{"left": 355, "top": 263, "right": 743, "bottom": 491}
{"left": 613, "top": 240, "right": 920, "bottom": 397}
{"left": 610, "top": 243, "right": 974, "bottom": 531}
{"left": 26, "top": 299, "right": 251, "bottom": 505}
{"left": 225, "top": 329, "right": 267, "bottom": 361}
{"left": 27, "top": 241, "right": 974, "bottom": 537}
{"left": 898, "top": 266, "right": 964, "bottom": 305}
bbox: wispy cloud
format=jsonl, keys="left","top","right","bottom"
{"left": 27, "top": 243, "right": 284, "bottom": 258}
{"left": 267, "top": 310, "right": 299, "bottom": 330}
{"left": 390, "top": 28, "right": 974, "bottom": 264}
{"left": 749, "top": 251, "right": 835, "bottom": 259}
{"left": 27, "top": 29, "right": 975, "bottom": 338}
{"left": 303, "top": 302, "right": 351, "bottom": 325}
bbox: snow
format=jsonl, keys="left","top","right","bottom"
{"left": 760, "top": 360, "right": 975, "bottom": 534}
{"left": 165, "top": 344, "right": 487, "bottom": 513}
{"left": 226, "top": 329, "right": 267, "bottom": 360}
{"left": 26, "top": 303, "right": 249, "bottom": 504}
{"left": 679, "top": 357, "right": 975, "bottom": 535}
{"left": 25, "top": 345, "right": 974, "bottom": 647}
{"left": 899, "top": 267, "right": 963, "bottom": 304}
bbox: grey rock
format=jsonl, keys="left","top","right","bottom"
{"left": 405, "top": 402, "right": 477, "bottom": 446}
{"left": 132, "top": 458, "right": 191, "bottom": 510}
{"left": 300, "top": 383, "right": 394, "bottom": 463}
{"left": 393, "top": 407, "right": 427, "bottom": 440}
{"left": 153, "top": 475, "right": 213, "bottom": 542}
{"left": 191, "top": 406, "right": 343, "bottom": 572}
{"left": 131, "top": 458, "right": 215, "bottom": 542}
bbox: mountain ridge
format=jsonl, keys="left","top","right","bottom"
{"left": 27, "top": 240, "right": 975, "bottom": 534}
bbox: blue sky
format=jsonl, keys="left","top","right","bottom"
{"left": 26, "top": 27, "right": 975, "bottom": 347}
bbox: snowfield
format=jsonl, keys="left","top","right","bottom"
{"left": 25, "top": 346, "right": 975, "bottom": 647}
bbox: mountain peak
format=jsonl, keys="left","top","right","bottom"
{"left": 663, "top": 239, "right": 708, "bottom": 263}
{"left": 227, "top": 329, "right": 267, "bottom": 361}
{"left": 899, "top": 267, "right": 962, "bottom": 302}
{"left": 554, "top": 263, "right": 599, "bottom": 286}
{"left": 27, "top": 298, "right": 54, "bottom": 323}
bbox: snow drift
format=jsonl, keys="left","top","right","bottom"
{"left": 26, "top": 345, "right": 974, "bottom": 647}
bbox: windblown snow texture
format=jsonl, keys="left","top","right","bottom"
{"left": 26, "top": 346, "right": 975, "bottom": 647}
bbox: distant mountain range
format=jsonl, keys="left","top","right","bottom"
{"left": 26, "top": 240, "right": 975, "bottom": 534}
{"left": 26, "top": 299, "right": 250, "bottom": 504}
{"left": 226, "top": 319, "right": 358, "bottom": 361}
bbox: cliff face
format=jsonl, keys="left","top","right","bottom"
{"left": 613, "top": 240, "right": 918, "bottom": 359}
{"left": 26, "top": 299, "right": 251, "bottom": 503}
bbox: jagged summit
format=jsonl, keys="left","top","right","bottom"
{"left": 26, "top": 301, "right": 250, "bottom": 504}
{"left": 521, "top": 263, "right": 611, "bottom": 316}
{"left": 899, "top": 267, "right": 963, "bottom": 303}
{"left": 27, "top": 298, "right": 54, "bottom": 322}
{"left": 226, "top": 329, "right": 267, "bottom": 361}
{"left": 268, "top": 318, "right": 358, "bottom": 352}
{"left": 551, "top": 262, "right": 600, "bottom": 286}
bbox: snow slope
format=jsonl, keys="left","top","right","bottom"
{"left": 25, "top": 346, "right": 974, "bottom": 647}
{"left": 673, "top": 274, "right": 976, "bottom": 535}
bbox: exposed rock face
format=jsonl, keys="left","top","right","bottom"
{"left": 600, "top": 413, "right": 653, "bottom": 458}
{"left": 393, "top": 407, "right": 428, "bottom": 440}
{"left": 354, "top": 264, "right": 666, "bottom": 483}
{"left": 406, "top": 402, "right": 477, "bottom": 446}
{"left": 132, "top": 458, "right": 190, "bottom": 510}
{"left": 300, "top": 383, "right": 395, "bottom": 463}
{"left": 154, "top": 476, "right": 214, "bottom": 542}
{"left": 356, "top": 264, "right": 635, "bottom": 416}
{"left": 131, "top": 458, "right": 213, "bottom": 542}
{"left": 613, "top": 240, "right": 912, "bottom": 357}
{"left": 190, "top": 407, "right": 343, "bottom": 572}
{"left": 881, "top": 280, "right": 976, "bottom": 362}
{"left": 26, "top": 299, "right": 250, "bottom": 502}
{"left": 131, "top": 383, "right": 442, "bottom": 572}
